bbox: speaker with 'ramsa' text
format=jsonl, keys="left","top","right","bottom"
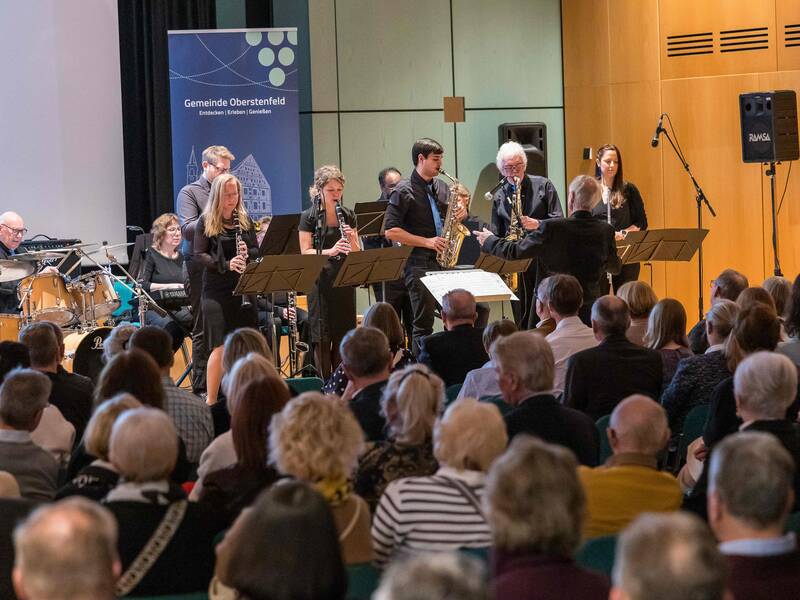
{"left": 739, "top": 90, "right": 799, "bottom": 163}
{"left": 498, "top": 122, "right": 548, "bottom": 177}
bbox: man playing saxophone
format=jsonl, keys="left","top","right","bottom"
{"left": 384, "top": 138, "right": 467, "bottom": 355}
{"left": 490, "top": 141, "right": 563, "bottom": 329}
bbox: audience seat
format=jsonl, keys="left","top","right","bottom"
{"left": 286, "top": 376, "right": 324, "bottom": 395}
{"left": 595, "top": 415, "right": 612, "bottom": 464}
{"left": 575, "top": 534, "right": 617, "bottom": 577}
{"left": 785, "top": 511, "right": 800, "bottom": 534}
{"left": 346, "top": 562, "right": 381, "bottom": 600}
{"left": 677, "top": 404, "right": 710, "bottom": 464}
{"left": 478, "top": 394, "right": 514, "bottom": 416}
{"left": 445, "top": 383, "right": 463, "bottom": 404}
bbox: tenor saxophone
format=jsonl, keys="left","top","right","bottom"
{"left": 503, "top": 177, "right": 524, "bottom": 291}
{"left": 435, "top": 168, "right": 470, "bottom": 268}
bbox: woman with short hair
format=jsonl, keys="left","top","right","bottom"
{"left": 371, "top": 398, "right": 507, "bottom": 566}
{"left": 616, "top": 280, "right": 657, "bottom": 347}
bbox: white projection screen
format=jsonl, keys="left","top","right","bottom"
{"left": 0, "top": 1, "right": 128, "bottom": 262}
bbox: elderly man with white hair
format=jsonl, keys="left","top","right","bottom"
{"left": 683, "top": 351, "right": 800, "bottom": 518}
{"left": 578, "top": 395, "right": 682, "bottom": 538}
{"left": 13, "top": 497, "right": 120, "bottom": 600}
{"left": 488, "top": 141, "right": 562, "bottom": 328}
{"left": 0, "top": 211, "right": 30, "bottom": 313}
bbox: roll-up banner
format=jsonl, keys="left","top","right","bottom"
{"left": 168, "top": 28, "right": 301, "bottom": 219}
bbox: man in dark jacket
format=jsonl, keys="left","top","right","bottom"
{"left": 563, "top": 296, "right": 663, "bottom": 420}
{"left": 474, "top": 174, "right": 621, "bottom": 325}
{"left": 418, "top": 289, "right": 488, "bottom": 388}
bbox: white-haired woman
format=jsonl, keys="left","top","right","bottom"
{"left": 490, "top": 141, "right": 562, "bottom": 328}
{"left": 269, "top": 391, "right": 371, "bottom": 565}
{"left": 354, "top": 364, "right": 443, "bottom": 511}
{"left": 371, "top": 398, "right": 508, "bottom": 567}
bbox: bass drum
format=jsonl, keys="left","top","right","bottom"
{"left": 62, "top": 327, "right": 113, "bottom": 383}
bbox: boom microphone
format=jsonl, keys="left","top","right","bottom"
{"left": 483, "top": 179, "right": 505, "bottom": 201}
{"left": 651, "top": 114, "right": 665, "bottom": 148}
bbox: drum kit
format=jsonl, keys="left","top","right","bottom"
{"left": 0, "top": 241, "right": 167, "bottom": 381}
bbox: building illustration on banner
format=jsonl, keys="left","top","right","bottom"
{"left": 185, "top": 147, "right": 272, "bottom": 219}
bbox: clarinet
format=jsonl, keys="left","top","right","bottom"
{"left": 334, "top": 202, "right": 349, "bottom": 260}
{"left": 232, "top": 209, "right": 252, "bottom": 309}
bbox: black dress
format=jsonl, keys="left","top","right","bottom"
{"left": 298, "top": 205, "right": 357, "bottom": 344}
{"left": 140, "top": 248, "right": 193, "bottom": 350}
{"left": 592, "top": 181, "right": 648, "bottom": 291}
{"left": 193, "top": 215, "right": 259, "bottom": 350}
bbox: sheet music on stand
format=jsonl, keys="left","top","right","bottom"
{"left": 420, "top": 269, "right": 518, "bottom": 306}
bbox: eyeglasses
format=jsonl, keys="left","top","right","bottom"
{"left": 212, "top": 164, "right": 230, "bottom": 174}
{"left": 502, "top": 161, "right": 525, "bottom": 171}
{"left": 166, "top": 226, "right": 181, "bottom": 233}
{"left": 1, "top": 224, "right": 27, "bottom": 237}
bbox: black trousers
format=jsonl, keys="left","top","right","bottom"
{"left": 404, "top": 254, "right": 440, "bottom": 356}
{"left": 183, "top": 257, "right": 207, "bottom": 393}
{"left": 374, "top": 278, "right": 413, "bottom": 348}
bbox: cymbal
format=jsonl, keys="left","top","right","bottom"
{"left": 86, "top": 242, "right": 135, "bottom": 254}
{"left": 16, "top": 250, "right": 72, "bottom": 261}
{"left": 0, "top": 259, "right": 34, "bottom": 282}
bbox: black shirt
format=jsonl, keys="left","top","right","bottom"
{"left": 139, "top": 249, "right": 185, "bottom": 293}
{"left": 384, "top": 170, "right": 450, "bottom": 259}
{"left": 176, "top": 176, "right": 212, "bottom": 256}
{"left": 591, "top": 181, "right": 648, "bottom": 231}
{"left": 192, "top": 214, "right": 258, "bottom": 296}
{"left": 491, "top": 174, "right": 563, "bottom": 237}
{"left": 0, "top": 241, "right": 25, "bottom": 314}
{"left": 46, "top": 366, "right": 94, "bottom": 442}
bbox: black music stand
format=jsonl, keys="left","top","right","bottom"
{"left": 234, "top": 254, "right": 328, "bottom": 369}
{"left": 259, "top": 213, "right": 302, "bottom": 256}
{"left": 333, "top": 246, "right": 412, "bottom": 290}
{"left": 354, "top": 201, "right": 387, "bottom": 238}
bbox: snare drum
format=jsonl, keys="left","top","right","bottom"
{"left": 17, "top": 273, "right": 75, "bottom": 326}
{"left": 0, "top": 314, "right": 22, "bottom": 342}
{"left": 71, "top": 272, "right": 121, "bottom": 322}
{"left": 62, "top": 327, "right": 113, "bottom": 382}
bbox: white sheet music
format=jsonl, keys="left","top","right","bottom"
{"left": 420, "top": 269, "right": 518, "bottom": 305}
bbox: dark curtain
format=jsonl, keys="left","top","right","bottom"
{"left": 246, "top": 0, "right": 273, "bottom": 27}
{"left": 117, "top": 1, "right": 216, "bottom": 232}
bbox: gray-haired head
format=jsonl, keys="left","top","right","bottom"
{"left": 373, "top": 552, "right": 487, "bottom": 600}
{"left": 0, "top": 368, "right": 51, "bottom": 430}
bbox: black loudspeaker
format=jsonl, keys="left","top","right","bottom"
{"left": 498, "top": 122, "right": 548, "bottom": 177}
{"left": 739, "top": 90, "right": 799, "bottom": 163}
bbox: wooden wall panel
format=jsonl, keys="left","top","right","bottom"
{"left": 562, "top": 0, "right": 609, "bottom": 87}
{"left": 757, "top": 70, "right": 800, "bottom": 280}
{"left": 777, "top": 0, "right": 800, "bottom": 71}
{"left": 563, "top": 85, "right": 611, "bottom": 181}
{"left": 607, "top": 0, "right": 660, "bottom": 84}
{"left": 661, "top": 75, "right": 765, "bottom": 319}
{"left": 659, "top": 0, "right": 777, "bottom": 80}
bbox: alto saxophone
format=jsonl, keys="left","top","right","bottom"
{"left": 435, "top": 168, "right": 470, "bottom": 268}
{"left": 503, "top": 177, "right": 524, "bottom": 291}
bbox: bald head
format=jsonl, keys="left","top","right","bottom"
{"left": 441, "top": 288, "right": 477, "bottom": 327}
{"left": 608, "top": 395, "right": 670, "bottom": 456}
{"left": 591, "top": 295, "right": 631, "bottom": 338}
{"left": 0, "top": 212, "right": 25, "bottom": 250}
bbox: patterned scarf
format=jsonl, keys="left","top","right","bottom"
{"left": 314, "top": 477, "right": 352, "bottom": 507}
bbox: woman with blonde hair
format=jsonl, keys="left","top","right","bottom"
{"left": 645, "top": 298, "right": 692, "bottom": 387}
{"left": 354, "top": 364, "right": 443, "bottom": 510}
{"left": 372, "top": 398, "right": 508, "bottom": 566}
{"left": 616, "top": 280, "right": 658, "bottom": 346}
{"left": 194, "top": 173, "right": 259, "bottom": 357}
{"left": 205, "top": 326, "right": 272, "bottom": 407}
{"left": 298, "top": 165, "right": 361, "bottom": 377}
{"left": 269, "top": 392, "right": 371, "bottom": 565}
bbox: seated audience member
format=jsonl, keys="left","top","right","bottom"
{"left": 737, "top": 285, "right": 776, "bottom": 312}
{"left": 0, "top": 341, "right": 30, "bottom": 381}
{"left": 129, "top": 326, "right": 213, "bottom": 463}
{"left": 487, "top": 436, "right": 610, "bottom": 600}
{"left": 270, "top": 392, "right": 371, "bottom": 564}
{"left": 206, "top": 326, "right": 271, "bottom": 408}
{"left": 684, "top": 352, "right": 800, "bottom": 518}
{"left": 708, "top": 431, "right": 800, "bottom": 600}
{"left": 495, "top": 332, "right": 599, "bottom": 466}
{"left": 579, "top": 395, "right": 681, "bottom": 538}
{"left": 457, "top": 319, "right": 517, "bottom": 402}
{"left": 564, "top": 296, "right": 663, "bottom": 420}
{"left": 105, "top": 407, "right": 224, "bottom": 596}
{"left": 702, "top": 303, "right": 783, "bottom": 448}
{"left": 372, "top": 398, "right": 507, "bottom": 566}
{"left": 0, "top": 471, "right": 19, "bottom": 498}
{"left": 199, "top": 375, "right": 289, "bottom": 524}
{"left": 374, "top": 552, "right": 488, "bottom": 600}
{"left": 0, "top": 369, "right": 58, "bottom": 500}
{"left": 323, "top": 302, "right": 415, "bottom": 396}
{"left": 778, "top": 274, "right": 800, "bottom": 366}
{"left": 21, "top": 322, "right": 94, "bottom": 441}
{"left": 688, "top": 268, "right": 749, "bottom": 354}
{"left": 764, "top": 275, "right": 791, "bottom": 322}
{"left": 57, "top": 394, "right": 141, "bottom": 501}
{"left": 17, "top": 324, "right": 75, "bottom": 463}
{"left": 661, "top": 299, "right": 738, "bottom": 434}
{"left": 192, "top": 353, "right": 278, "bottom": 500}
{"left": 101, "top": 324, "right": 137, "bottom": 363}
{"left": 213, "top": 482, "right": 347, "bottom": 600}
{"left": 544, "top": 274, "right": 598, "bottom": 394}
{"left": 339, "top": 327, "right": 393, "bottom": 441}
{"left": 610, "top": 512, "right": 727, "bottom": 600}
{"left": 13, "top": 497, "right": 120, "bottom": 600}
{"left": 532, "top": 277, "right": 556, "bottom": 337}
{"left": 418, "top": 289, "right": 489, "bottom": 388}
{"left": 616, "top": 280, "right": 658, "bottom": 347}
{"left": 354, "top": 364, "right": 443, "bottom": 510}
{"left": 644, "top": 298, "right": 692, "bottom": 387}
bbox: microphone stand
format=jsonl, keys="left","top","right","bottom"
{"left": 312, "top": 193, "right": 327, "bottom": 377}
{"left": 659, "top": 126, "right": 716, "bottom": 322}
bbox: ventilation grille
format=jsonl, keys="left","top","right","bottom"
{"left": 719, "top": 26, "right": 769, "bottom": 53}
{"left": 786, "top": 24, "right": 800, "bottom": 48}
{"left": 666, "top": 32, "right": 713, "bottom": 57}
